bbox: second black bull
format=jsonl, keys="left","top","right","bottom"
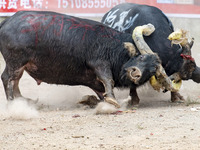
{"left": 102, "top": 3, "right": 200, "bottom": 104}
{"left": 0, "top": 11, "right": 164, "bottom": 108}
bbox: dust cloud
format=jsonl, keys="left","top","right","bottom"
{"left": 0, "top": 98, "right": 39, "bottom": 120}
{"left": 95, "top": 102, "right": 117, "bottom": 114}
{"left": 0, "top": 70, "right": 168, "bottom": 118}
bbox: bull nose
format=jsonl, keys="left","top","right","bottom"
{"left": 127, "top": 67, "right": 142, "bottom": 84}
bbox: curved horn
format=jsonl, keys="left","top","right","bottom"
{"left": 124, "top": 42, "right": 136, "bottom": 57}
{"left": 168, "top": 29, "right": 188, "bottom": 46}
{"left": 169, "top": 29, "right": 195, "bottom": 56}
{"left": 132, "top": 24, "right": 155, "bottom": 54}
{"left": 132, "top": 24, "right": 178, "bottom": 92}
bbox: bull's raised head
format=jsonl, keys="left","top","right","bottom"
{"left": 168, "top": 29, "right": 200, "bottom": 83}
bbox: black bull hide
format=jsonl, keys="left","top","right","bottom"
{"left": 0, "top": 11, "right": 161, "bottom": 108}
{"left": 102, "top": 3, "right": 200, "bottom": 83}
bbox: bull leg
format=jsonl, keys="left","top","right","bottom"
{"left": 1, "top": 67, "right": 13, "bottom": 100}
{"left": 88, "top": 61, "right": 120, "bottom": 108}
{"left": 1, "top": 66, "right": 24, "bottom": 100}
{"left": 13, "top": 80, "right": 22, "bottom": 98}
{"left": 93, "top": 89, "right": 104, "bottom": 100}
{"left": 171, "top": 91, "right": 184, "bottom": 103}
{"left": 98, "top": 76, "right": 120, "bottom": 108}
{"left": 128, "top": 86, "right": 140, "bottom": 107}
{"left": 13, "top": 68, "right": 24, "bottom": 98}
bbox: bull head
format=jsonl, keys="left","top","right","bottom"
{"left": 123, "top": 42, "right": 160, "bottom": 85}
{"left": 168, "top": 29, "right": 200, "bottom": 83}
{"left": 131, "top": 24, "right": 180, "bottom": 92}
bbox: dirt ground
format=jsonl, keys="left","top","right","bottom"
{"left": 1, "top": 17, "right": 200, "bottom": 150}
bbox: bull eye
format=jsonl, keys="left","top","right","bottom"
{"left": 139, "top": 55, "right": 144, "bottom": 60}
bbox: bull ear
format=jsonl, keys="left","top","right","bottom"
{"left": 124, "top": 42, "right": 136, "bottom": 57}
{"left": 182, "top": 38, "right": 194, "bottom": 55}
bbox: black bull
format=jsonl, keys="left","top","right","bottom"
{"left": 102, "top": 3, "right": 200, "bottom": 103}
{"left": 0, "top": 11, "right": 161, "bottom": 108}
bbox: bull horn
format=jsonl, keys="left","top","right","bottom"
{"left": 169, "top": 30, "right": 195, "bottom": 56}
{"left": 168, "top": 29, "right": 188, "bottom": 46}
{"left": 169, "top": 72, "right": 182, "bottom": 82}
{"left": 132, "top": 24, "right": 155, "bottom": 54}
{"left": 132, "top": 23, "right": 178, "bottom": 92}
{"left": 124, "top": 42, "right": 137, "bottom": 57}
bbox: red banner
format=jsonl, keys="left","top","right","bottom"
{"left": 0, "top": 0, "right": 200, "bottom": 17}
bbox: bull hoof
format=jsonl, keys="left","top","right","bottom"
{"left": 128, "top": 103, "right": 139, "bottom": 110}
{"left": 172, "top": 99, "right": 184, "bottom": 103}
{"left": 105, "top": 97, "right": 120, "bottom": 108}
{"left": 171, "top": 92, "right": 185, "bottom": 103}
{"left": 128, "top": 99, "right": 139, "bottom": 106}
{"left": 78, "top": 95, "right": 100, "bottom": 108}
